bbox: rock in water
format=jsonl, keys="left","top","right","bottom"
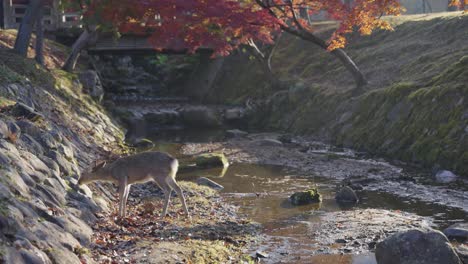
{"left": 335, "top": 186, "right": 359, "bottom": 203}
{"left": 226, "top": 129, "right": 248, "bottom": 138}
{"left": 290, "top": 188, "right": 322, "bottom": 205}
{"left": 443, "top": 223, "right": 468, "bottom": 241}
{"left": 375, "top": 229, "right": 462, "bottom": 264}
{"left": 224, "top": 108, "right": 245, "bottom": 121}
{"left": 194, "top": 153, "right": 229, "bottom": 168}
{"left": 252, "top": 138, "right": 283, "bottom": 146}
{"left": 131, "top": 138, "right": 155, "bottom": 149}
{"left": 196, "top": 177, "right": 224, "bottom": 191}
{"left": 180, "top": 106, "right": 222, "bottom": 128}
{"left": 435, "top": 170, "right": 458, "bottom": 183}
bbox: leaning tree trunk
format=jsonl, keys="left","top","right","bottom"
{"left": 329, "top": 49, "right": 367, "bottom": 88}
{"left": 62, "top": 28, "right": 98, "bottom": 72}
{"left": 35, "top": 5, "right": 45, "bottom": 65}
{"left": 248, "top": 47, "right": 274, "bottom": 78}
{"left": 281, "top": 26, "right": 367, "bottom": 88}
{"left": 246, "top": 40, "right": 279, "bottom": 87}
{"left": 14, "top": 0, "right": 43, "bottom": 56}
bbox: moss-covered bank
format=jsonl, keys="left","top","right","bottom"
{"left": 202, "top": 13, "right": 468, "bottom": 176}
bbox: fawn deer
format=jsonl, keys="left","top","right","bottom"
{"left": 78, "top": 151, "right": 190, "bottom": 219}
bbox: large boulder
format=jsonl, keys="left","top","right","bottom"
{"left": 180, "top": 106, "right": 222, "bottom": 128}
{"left": 194, "top": 153, "right": 229, "bottom": 169}
{"left": 335, "top": 186, "right": 359, "bottom": 204}
{"left": 290, "top": 188, "right": 322, "bottom": 205}
{"left": 4, "top": 240, "right": 52, "bottom": 264}
{"left": 375, "top": 229, "right": 462, "bottom": 264}
{"left": 444, "top": 223, "right": 468, "bottom": 241}
{"left": 79, "top": 70, "right": 104, "bottom": 102}
{"left": 434, "top": 170, "right": 458, "bottom": 183}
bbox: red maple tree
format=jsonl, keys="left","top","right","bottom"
{"left": 79, "top": 0, "right": 280, "bottom": 56}
{"left": 75, "top": 0, "right": 403, "bottom": 87}
{"left": 16, "top": 0, "right": 406, "bottom": 85}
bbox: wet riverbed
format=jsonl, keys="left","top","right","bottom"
{"left": 177, "top": 163, "right": 466, "bottom": 263}
{"left": 147, "top": 130, "right": 468, "bottom": 263}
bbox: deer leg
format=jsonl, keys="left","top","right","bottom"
{"left": 122, "top": 184, "right": 131, "bottom": 218}
{"left": 161, "top": 189, "right": 172, "bottom": 218}
{"left": 118, "top": 183, "right": 126, "bottom": 219}
{"left": 168, "top": 179, "right": 190, "bottom": 219}
{"left": 118, "top": 177, "right": 128, "bottom": 219}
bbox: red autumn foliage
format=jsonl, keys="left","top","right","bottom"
{"left": 79, "top": 0, "right": 279, "bottom": 56}
{"left": 74, "top": 0, "right": 403, "bottom": 55}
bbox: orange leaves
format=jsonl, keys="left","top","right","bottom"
{"left": 327, "top": 34, "right": 347, "bottom": 51}
{"left": 259, "top": 0, "right": 403, "bottom": 51}
{"left": 449, "top": 0, "right": 468, "bottom": 10}
{"left": 324, "top": 0, "right": 403, "bottom": 50}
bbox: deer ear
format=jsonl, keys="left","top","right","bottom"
{"left": 92, "top": 161, "right": 107, "bottom": 172}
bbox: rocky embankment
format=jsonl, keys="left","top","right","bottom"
{"left": 0, "top": 54, "right": 124, "bottom": 262}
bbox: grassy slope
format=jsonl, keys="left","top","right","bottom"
{"left": 210, "top": 12, "right": 468, "bottom": 175}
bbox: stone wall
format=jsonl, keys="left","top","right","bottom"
{"left": 0, "top": 54, "right": 125, "bottom": 263}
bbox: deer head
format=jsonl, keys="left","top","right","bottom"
{"left": 78, "top": 160, "right": 108, "bottom": 185}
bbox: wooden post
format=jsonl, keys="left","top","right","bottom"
{"left": 3, "top": 0, "right": 13, "bottom": 29}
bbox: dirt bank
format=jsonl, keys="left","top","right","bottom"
{"left": 90, "top": 182, "right": 259, "bottom": 263}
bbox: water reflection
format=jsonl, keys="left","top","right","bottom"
{"left": 182, "top": 163, "right": 467, "bottom": 264}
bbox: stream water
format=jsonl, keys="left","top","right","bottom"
{"left": 147, "top": 129, "right": 468, "bottom": 264}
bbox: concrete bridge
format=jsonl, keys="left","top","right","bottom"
{"left": 88, "top": 34, "right": 212, "bottom": 54}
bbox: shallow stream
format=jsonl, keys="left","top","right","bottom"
{"left": 148, "top": 130, "right": 468, "bottom": 264}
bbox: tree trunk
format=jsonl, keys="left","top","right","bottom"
{"left": 281, "top": 26, "right": 367, "bottom": 88}
{"left": 35, "top": 6, "right": 44, "bottom": 65}
{"left": 330, "top": 48, "right": 367, "bottom": 87}
{"left": 246, "top": 41, "right": 278, "bottom": 87}
{"left": 13, "top": 0, "right": 43, "bottom": 56}
{"left": 62, "top": 28, "right": 98, "bottom": 72}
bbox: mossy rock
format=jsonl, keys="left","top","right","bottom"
{"left": 194, "top": 153, "right": 229, "bottom": 169}
{"left": 290, "top": 188, "right": 322, "bottom": 205}
{"left": 131, "top": 138, "right": 155, "bottom": 149}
